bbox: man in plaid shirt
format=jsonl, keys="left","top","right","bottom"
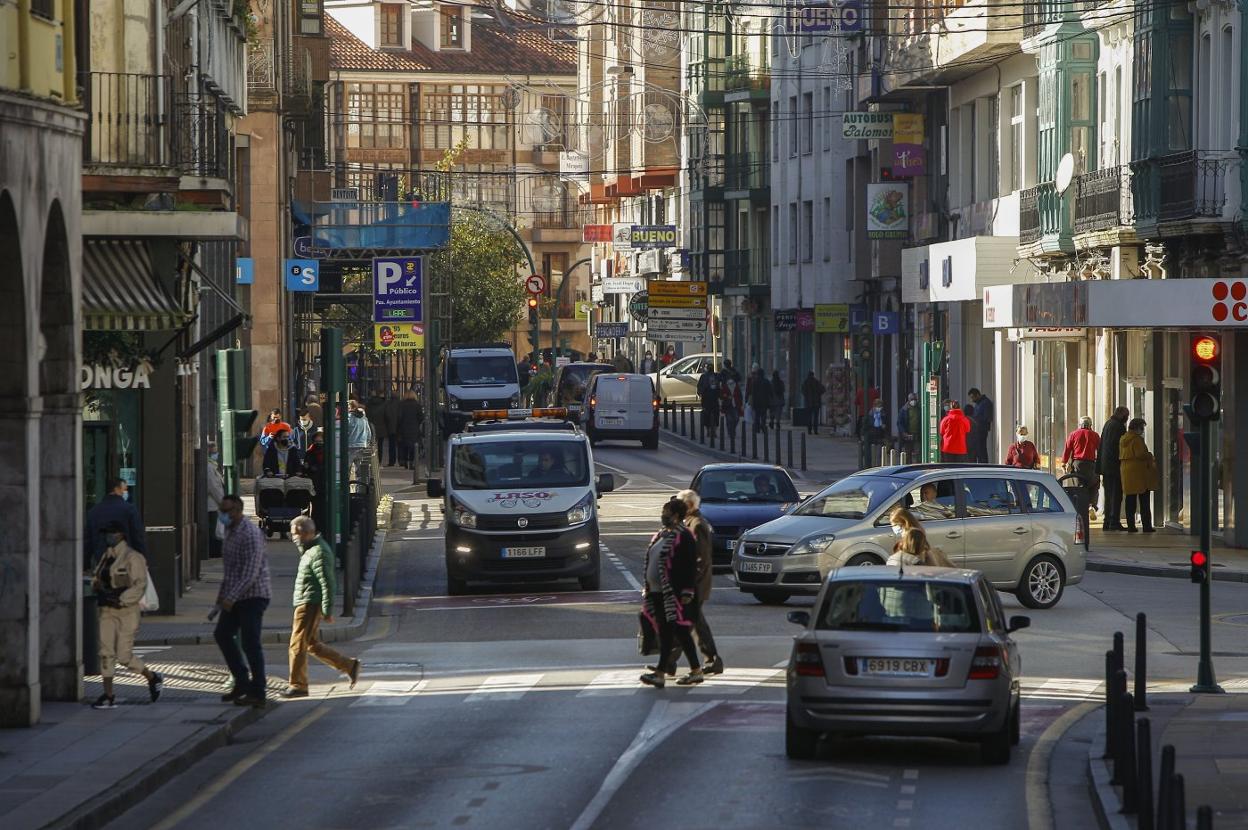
{"left": 215, "top": 494, "right": 273, "bottom": 707}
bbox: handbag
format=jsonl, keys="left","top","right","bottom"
{"left": 637, "top": 610, "right": 658, "bottom": 656}
{"left": 139, "top": 577, "right": 160, "bottom": 613}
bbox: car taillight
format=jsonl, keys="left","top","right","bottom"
{"left": 794, "top": 642, "right": 825, "bottom": 677}
{"left": 652, "top": 398, "right": 660, "bottom": 409}
{"left": 1074, "top": 514, "right": 1084, "bottom": 544}
{"left": 969, "top": 645, "right": 1003, "bottom": 680}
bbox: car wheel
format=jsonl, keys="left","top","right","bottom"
{"left": 446, "top": 576, "right": 468, "bottom": 596}
{"left": 845, "top": 553, "right": 884, "bottom": 567}
{"left": 642, "top": 431, "right": 659, "bottom": 450}
{"left": 751, "top": 590, "right": 790, "bottom": 605}
{"left": 980, "top": 711, "right": 1012, "bottom": 765}
{"left": 785, "top": 709, "right": 819, "bottom": 760}
{"left": 1010, "top": 698, "right": 1021, "bottom": 746}
{"left": 579, "top": 569, "right": 601, "bottom": 591}
{"left": 1016, "top": 555, "right": 1065, "bottom": 609}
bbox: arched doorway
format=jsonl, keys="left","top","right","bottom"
{"left": 0, "top": 189, "right": 39, "bottom": 725}
{"left": 39, "top": 200, "right": 83, "bottom": 702}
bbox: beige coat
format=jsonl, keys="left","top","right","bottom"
{"left": 91, "top": 541, "right": 149, "bottom": 608}
{"left": 685, "top": 511, "right": 714, "bottom": 603}
{"left": 1119, "top": 431, "right": 1158, "bottom": 496}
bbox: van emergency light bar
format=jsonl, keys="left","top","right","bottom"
{"left": 471, "top": 407, "right": 580, "bottom": 421}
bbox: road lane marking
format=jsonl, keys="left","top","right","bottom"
{"left": 1026, "top": 700, "right": 1098, "bottom": 830}
{"left": 902, "top": 769, "right": 919, "bottom": 781}
{"left": 601, "top": 543, "right": 643, "bottom": 592}
{"left": 466, "top": 673, "right": 544, "bottom": 701}
{"left": 687, "top": 668, "right": 784, "bottom": 695}
{"left": 350, "top": 679, "right": 428, "bottom": 706}
{"left": 576, "top": 670, "right": 643, "bottom": 697}
{"left": 148, "top": 705, "right": 331, "bottom": 830}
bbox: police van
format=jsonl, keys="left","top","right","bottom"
{"left": 427, "top": 408, "right": 616, "bottom": 595}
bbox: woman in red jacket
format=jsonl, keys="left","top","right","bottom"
{"left": 939, "top": 401, "right": 972, "bottom": 462}
{"left": 1005, "top": 425, "right": 1041, "bottom": 468}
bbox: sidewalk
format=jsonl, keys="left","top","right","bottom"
{"left": 1086, "top": 526, "right": 1248, "bottom": 583}
{"left": 1087, "top": 691, "right": 1248, "bottom": 830}
{"left": 659, "top": 410, "right": 860, "bottom": 481}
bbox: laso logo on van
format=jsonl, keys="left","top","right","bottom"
{"left": 488, "top": 491, "right": 553, "bottom": 508}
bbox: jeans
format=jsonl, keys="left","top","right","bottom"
{"left": 1102, "top": 473, "right": 1123, "bottom": 527}
{"left": 1126, "top": 491, "right": 1153, "bottom": 530}
{"left": 214, "top": 597, "right": 269, "bottom": 698}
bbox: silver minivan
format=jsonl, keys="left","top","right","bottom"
{"left": 581, "top": 373, "right": 660, "bottom": 449}
{"left": 733, "top": 464, "right": 1084, "bottom": 609}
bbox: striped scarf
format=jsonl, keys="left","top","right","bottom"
{"left": 642, "top": 529, "right": 688, "bottom": 626}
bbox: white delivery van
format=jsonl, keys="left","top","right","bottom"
{"left": 438, "top": 344, "right": 523, "bottom": 434}
{"left": 427, "top": 412, "right": 616, "bottom": 595}
{"left": 582, "top": 373, "right": 660, "bottom": 449}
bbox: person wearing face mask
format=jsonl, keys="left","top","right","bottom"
{"left": 1119, "top": 418, "right": 1157, "bottom": 533}
{"left": 91, "top": 521, "right": 163, "bottom": 709}
{"left": 292, "top": 409, "right": 316, "bottom": 458}
{"left": 1005, "top": 425, "right": 1041, "bottom": 468}
{"left": 720, "top": 376, "right": 743, "bottom": 442}
{"left": 262, "top": 429, "right": 304, "bottom": 478}
{"left": 215, "top": 494, "right": 272, "bottom": 708}
{"left": 639, "top": 350, "right": 657, "bottom": 375}
{"left": 896, "top": 393, "right": 919, "bottom": 455}
{"left": 865, "top": 398, "right": 888, "bottom": 452}
{"left": 346, "top": 396, "right": 375, "bottom": 482}
{"left": 259, "top": 409, "right": 293, "bottom": 452}
{"left": 85, "top": 476, "right": 147, "bottom": 571}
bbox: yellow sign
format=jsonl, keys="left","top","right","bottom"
{"left": 647, "top": 280, "right": 708, "bottom": 297}
{"left": 374, "top": 323, "right": 425, "bottom": 350}
{"left": 648, "top": 295, "right": 709, "bottom": 309}
{"left": 814, "top": 303, "right": 849, "bottom": 333}
{"left": 893, "top": 113, "right": 924, "bottom": 144}
{"left": 575, "top": 301, "right": 591, "bottom": 320}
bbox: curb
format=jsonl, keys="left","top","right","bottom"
{"left": 1087, "top": 721, "right": 1133, "bottom": 830}
{"left": 1087, "top": 557, "right": 1248, "bottom": 583}
{"left": 48, "top": 703, "right": 268, "bottom": 830}
{"left": 658, "top": 427, "right": 851, "bottom": 482}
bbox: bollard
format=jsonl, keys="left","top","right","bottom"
{"left": 1196, "top": 805, "right": 1213, "bottom": 830}
{"left": 699, "top": 410, "right": 706, "bottom": 445}
{"left": 682, "top": 405, "right": 689, "bottom": 437}
{"left": 1113, "top": 630, "right": 1125, "bottom": 675}
{"left": 1137, "top": 719, "right": 1155, "bottom": 830}
{"left": 740, "top": 421, "right": 747, "bottom": 459}
{"left": 1118, "top": 692, "right": 1138, "bottom": 813}
{"left": 774, "top": 427, "right": 781, "bottom": 466}
{"left": 1171, "top": 774, "right": 1186, "bottom": 830}
{"left": 1135, "top": 612, "right": 1149, "bottom": 711}
{"left": 787, "top": 430, "right": 794, "bottom": 468}
{"left": 1105, "top": 651, "right": 1117, "bottom": 759}
{"left": 1158, "top": 745, "right": 1176, "bottom": 827}
{"left": 889, "top": 448, "right": 898, "bottom": 465}
{"left": 763, "top": 428, "right": 771, "bottom": 462}
{"left": 800, "top": 432, "right": 807, "bottom": 471}
{"left": 1110, "top": 681, "right": 1128, "bottom": 784}
{"left": 719, "top": 419, "right": 726, "bottom": 452}
{"left": 900, "top": 451, "right": 908, "bottom": 464}
{"left": 751, "top": 426, "right": 758, "bottom": 460}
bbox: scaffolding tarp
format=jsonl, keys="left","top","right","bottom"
{"left": 311, "top": 201, "right": 451, "bottom": 251}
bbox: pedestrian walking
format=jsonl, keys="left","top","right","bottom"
{"left": 746, "top": 365, "right": 772, "bottom": 436}
{"left": 347, "top": 396, "right": 374, "bottom": 481}
{"left": 214, "top": 494, "right": 272, "bottom": 708}
{"left": 382, "top": 393, "right": 400, "bottom": 467}
{"left": 304, "top": 395, "right": 324, "bottom": 430}
{"left": 769, "top": 369, "right": 785, "bottom": 429}
{"left": 640, "top": 350, "right": 657, "bottom": 375}
{"left": 283, "top": 516, "right": 360, "bottom": 698}
{"left": 720, "top": 359, "right": 741, "bottom": 386}
{"left": 85, "top": 477, "right": 146, "bottom": 570}
{"left": 696, "top": 368, "right": 721, "bottom": 441}
{"left": 260, "top": 410, "right": 293, "bottom": 451}
{"left": 896, "top": 393, "right": 919, "bottom": 456}
{"left": 939, "top": 401, "right": 972, "bottom": 462}
{"left": 1005, "top": 425, "right": 1041, "bottom": 468}
{"left": 90, "top": 521, "right": 163, "bottom": 709}
{"left": 207, "top": 447, "right": 226, "bottom": 559}
{"left": 721, "top": 377, "right": 743, "bottom": 440}
{"left": 366, "top": 394, "right": 388, "bottom": 464}
{"left": 397, "top": 389, "right": 424, "bottom": 469}
{"left": 1098, "top": 406, "right": 1130, "bottom": 531}
{"left": 293, "top": 410, "right": 316, "bottom": 458}
{"left": 677, "top": 489, "right": 724, "bottom": 675}
{"left": 1119, "top": 418, "right": 1157, "bottom": 533}
{"left": 639, "top": 498, "right": 702, "bottom": 688}
{"left": 261, "top": 429, "right": 304, "bottom": 477}
{"left": 661, "top": 344, "right": 677, "bottom": 366}
{"left": 967, "top": 388, "right": 993, "bottom": 463}
{"left": 865, "top": 397, "right": 888, "bottom": 452}
{"left": 1061, "top": 415, "right": 1101, "bottom": 513}
{"left": 801, "top": 371, "right": 824, "bottom": 434}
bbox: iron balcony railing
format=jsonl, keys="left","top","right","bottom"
{"left": 81, "top": 71, "right": 172, "bottom": 168}
{"left": 173, "top": 93, "right": 232, "bottom": 179}
{"left": 1156, "top": 150, "right": 1238, "bottom": 222}
{"left": 725, "top": 248, "right": 771, "bottom": 287}
{"left": 724, "top": 53, "right": 770, "bottom": 93}
{"left": 725, "top": 152, "right": 770, "bottom": 192}
{"left": 1073, "top": 165, "right": 1133, "bottom": 234}
{"left": 1019, "top": 185, "right": 1041, "bottom": 245}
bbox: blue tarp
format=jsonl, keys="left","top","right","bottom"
{"left": 312, "top": 202, "right": 451, "bottom": 251}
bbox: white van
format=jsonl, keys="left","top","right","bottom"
{"left": 582, "top": 373, "right": 659, "bottom": 449}
{"left": 438, "top": 344, "right": 522, "bottom": 434}
{"left": 427, "top": 415, "right": 616, "bottom": 595}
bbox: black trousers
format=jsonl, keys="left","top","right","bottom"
{"left": 386, "top": 435, "right": 398, "bottom": 466}
{"left": 806, "top": 405, "right": 819, "bottom": 434}
{"left": 1126, "top": 491, "right": 1153, "bottom": 530}
{"left": 650, "top": 594, "right": 699, "bottom": 674}
{"left": 214, "top": 597, "right": 269, "bottom": 698}
{"left": 1102, "top": 473, "right": 1124, "bottom": 527}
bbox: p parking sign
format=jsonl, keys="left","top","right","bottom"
{"left": 372, "top": 257, "right": 424, "bottom": 323}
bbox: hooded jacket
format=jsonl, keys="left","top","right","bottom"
{"left": 939, "top": 407, "right": 972, "bottom": 454}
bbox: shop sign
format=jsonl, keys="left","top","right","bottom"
{"left": 82, "top": 362, "right": 153, "bottom": 390}
{"left": 374, "top": 323, "right": 425, "bottom": 351}
{"left": 892, "top": 114, "right": 925, "bottom": 178}
{"left": 372, "top": 256, "right": 423, "bottom": 323}
{"left": 814, "top": 303, "right": 849, "bottom": 333}
{"left": 628, "top": 291, "right": 649, "bottom": 323}
{"left": 774, "top": 310, "right": 798, "bottom": 332}
{"left": 595, "top": 322, "right": 629, "bottom": 339}
{"left": 603, "top": 277, "right": 643, "bottom": 294}
{"left": 842, "top": 112, "right": 894, "bottom": 139}
{"left": 612, "top": 223, "right": 634, "bottom": 251}
{"left": 637, "top": 249, "right": 663, "bottom": 275}
{"left": 866, "top": 183, "right": 909, "bottom": 239}
{"left": 796, "top": 309, "right": 815, "bottom": 331}
{"left": 630, "top": 225, "right": 678, "bottom": 249}
{"left": 559, "top": 151, "right": 589, "bottom": 182}
{"left": 786, "top": 0, "right": 862, "bottom": 33}
{"left": 591, "top": 282, "right": 605, "bottom": 303}
{"left": 583, "top": 224, "right": 613, "bottom": 243}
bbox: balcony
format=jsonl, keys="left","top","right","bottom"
{"left": 1133, "top": 150, "right": 1241, "bottom": 232}
{"left": 723, "top": 53, "right": 769, "bottom": 100}
{"left": 886, "top": 0, "right": 1022, "bottom": 88}
{"left": 724, "top": 248, "right": 770, "bottom": 295}
{"left": 1072, "top": 165, "right": 1134, "bottom": 239}
{"left": 724, "top": 152, "right": 769, "bottom": 201}
{"left": 688, "top": 58, "right": 726, "bottom": 108}
{"left": 173, "top": 93, "right": 233, "bottom": 181}
{"left": 81, "top": 72, "right": 173, "bottom": 170}
{"left": 1018, "top": 182, "right": 1070, "bottom": 254}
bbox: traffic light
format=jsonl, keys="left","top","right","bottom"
{"left": 1191, "top": 549, "right": 1210, "bottom": 583}
{"left": 228, "top": 409, "right": 260, "bottom": 462}
{"left": 1190, "top": 333, "right": 1222, "bottom": 421}
{"left": 527, "top": 296, "right": 540, "bottom": 351}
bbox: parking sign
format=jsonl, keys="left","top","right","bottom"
{"left": 372, "top": 257, "right": 424, "bottom": 323}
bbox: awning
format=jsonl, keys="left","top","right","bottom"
{"left": 83, "top": 240, "right": 189, "bottom": 331}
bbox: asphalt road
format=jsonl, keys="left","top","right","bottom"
{"left": 108, "top": 436, "right": 1248, "bottom": 830}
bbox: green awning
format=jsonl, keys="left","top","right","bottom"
{"left": 83, "top": 240, "right": 189, "bottom": 331}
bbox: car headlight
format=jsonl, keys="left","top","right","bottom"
{"left": 448, "top": 394, "right": 461, "bottom": 409}
{"left": 450, "top": 496, "right": 477, "bottom": 529}
{"left": 788, "top": 534, "right": 836, "bottom": 556}
{"left": 509, "top": 394, "right": 521, "bottom": 407}
{"left": 567, "top": 492, "right": 593, "bottom": 525}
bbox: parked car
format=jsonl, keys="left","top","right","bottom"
{"left": 690, "top": 464, "right": 802, "bottom": 568}
{"left": 581, "top": 373, "right": 660, "bottom": 448}
{"left": 785, "top": 566, "right": 1029, "bottom": 764}
{"left": 732, "top": 464, "right": 1084, "bottom": 608}
{"left": 648, "top": 352, "right": 719, "bottom": 403}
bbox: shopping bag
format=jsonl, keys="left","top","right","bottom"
{"left": 637, "top": 610, "right": 658, "bottom": 656}
{"left": 139, "top": 576, "right": 160, "bottom": 613}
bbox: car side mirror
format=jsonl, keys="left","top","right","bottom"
{"left": 787, "top": 611, "right": 811, "bottom": 627}
{"left": 1007, "top": 615, "right": 1031, "bottom": 633}
{"left": 596, "top": 473, "right": 616, "bottom": 495}
{"left": 426, "top": 478, "right": 444, "bottom": 498}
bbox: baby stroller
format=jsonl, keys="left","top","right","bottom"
{"left": 254, "top": 475, "right": 316, "bottom": 538}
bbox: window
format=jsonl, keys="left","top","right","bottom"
{"left": 802, "top": 91, "right": 813, "bottom": 154}
{"left": 31, "top": 0, "right": 53, "bottom": 19}
{"left": 772, "top": 205, "right": 780, "bottom": 265}
{"left": 695, "top": 469, "right": 799, "bottom": 503}
{"left": 1070, "top": 71, "right": 1092, "bottom": 172}
{"left": 879, "top": 479, "right": 959, "bottom": 524}
{"left": 802, "top": 200, "right": 813, "bottom": 262}
{"left": 823, "top": 197, "right": 832, "bottom": 260}
{"left": 421, "top": 84, "right": 512, "bottom": 151}
{"left": 450, "top": 440, "right": 589, "bottom": 489}
{"left": 818, "top": 581, "right": 981, "bottom": 634}
{"left": 441, "top": 6, "right": 464, "bottom": 48}
{"left": 772, "top": 101, "right": 781, "bottom": 161}
{"left": 380, "top": 3, "right": 403, "bottom": 47}
{"left": 1008, "top": 84, "right": 1025, "bottom": 192}
{"left": 794, "top": 475, "right": 906, "bottom": 520}
{"left": 823, "top": 87, "right": 832, "bottom": 150}
{"left": 344, "top": 83, "right": 410, "bottom": 149}
{"left": 961, "top": 478, "right": 1023, "bottom": 517}
{"left": 300, "top": 0, "right": 323, "bottom": 34}
{"left": 1020, "top": 481, "right": 1065, "bottom": 514}
{"left": 788, "top": 202, "right": 798, "bottom": 263}
{"left": 789, "top": 95, "right": 798, "bottom": 155}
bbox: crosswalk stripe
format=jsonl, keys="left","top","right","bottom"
{"left": 687, "top": 668, "right": 784, "bottom": 695}
{"left": 465, "top": 673, "right": 544, "bottom": 702}
{"left": 350, "top": 679, "right": 428, "bottom": 706}
{"left": 576, "top": 670, "right": 642, "bottom": 697}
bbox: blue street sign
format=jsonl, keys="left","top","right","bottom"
{"left": 284, "top": 259, "right": 319, "bottom": 292}
{"left": 873, "top": 311, "right": 900, "bottom": 335}
{"left": 850, "top": 303, "right": 869, "bottom": 327}
{"left": 235, "top": 257, "right": 254, "bottom": 285}
{"left": 372, "top": 256, "right": 424, "bottom": 323}
{"left": 595, "top": 322, "right": 629, "bottom": 339}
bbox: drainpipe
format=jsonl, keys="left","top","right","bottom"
{"left": 17, "top": 0, "right": 30, "bottom": 91}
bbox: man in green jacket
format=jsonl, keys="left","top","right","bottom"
{"left": 284, "top": 516, "right": 361, "bottom": 697}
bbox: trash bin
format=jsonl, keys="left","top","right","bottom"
{"left": 82, "top": 576, "right": 100, "bottom": 677}
{"left": 1058, "top": 473, "right": 1092, "bottom": 552}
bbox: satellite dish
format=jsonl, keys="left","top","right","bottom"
{"left": 1055, "top": 153, "right": 1076, "bottom": 196}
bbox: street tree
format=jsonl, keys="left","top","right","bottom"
{"left": 428, "top": 211, "right": 527, "bottom": 345}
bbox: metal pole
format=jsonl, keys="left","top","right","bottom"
{"left": 774, "top": 427, "right": 780, "bottom": 466}
{"left": 1196, "top": 805, "right": 1213, "bottom": 830}
{"left": 800, "top": 432, "right": 807, "bottom": 471}
{"left": 1105, "top": 651, "right": 1117, "bottom": 759}
{"left": 1158, "top": 745, "right": 1175, "bottom": 828}
{"left": 1119, "top": 692, "right": 1138, "bottom": 813}
{"left": 1137, "top": 719, "right": 1155, "bottom": 830}
{"left": 786, "top": 430, "right": 793, "bottom": 468}
{"left": 1172, "top": 774, "right": 1186, "bottom": 830}
{"left": 1193, "top": 415, "right": 1222, "bottom": 692}
{"left": 1136, "top": 612, "right": 1150, "bottom": 711}
{"left": 1113, "top": 631, "right": 1125, "bottom": 675}
{"left": 751, "top": 425, "right": 758, "bottom": 460}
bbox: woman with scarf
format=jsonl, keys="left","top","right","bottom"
{"left": 639, "top": 498, "right": 703, "bottom": 688}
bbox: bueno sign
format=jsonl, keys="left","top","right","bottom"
{"left": 629, "top": 225, "right": 678, "bottom": 249}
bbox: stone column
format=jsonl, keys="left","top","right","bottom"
{"left": 38, "top": 395, "right": 83, "bottom": 701}
{"left": 0, "top": 402, "right": 42, "bottom": 726}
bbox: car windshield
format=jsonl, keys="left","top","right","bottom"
{"left": 448, "top": 356, "right": 519, "bottom": 387}
{"left": 451, "top": 440, "right": 589, "bottom": 489}
{"left": 818, "top": 581, "right": 981, "bottom": 634}
{"left": 794, "top": 476, "right": 905, "bottom": 519}
{"left": 697, "top": 469, "right": 799, "bottom": 503}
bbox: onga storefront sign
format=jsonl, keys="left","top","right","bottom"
{"left": 82, "top": 362, "right": 153, "bottom": 390}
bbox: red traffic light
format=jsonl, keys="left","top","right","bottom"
{"left": 1193, "top": 336, "right": 1219, "bottom": 362}
{"left": 1191, "top": 550, "right": 1208, "bottom": 567}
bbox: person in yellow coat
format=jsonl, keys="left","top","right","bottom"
{"left": 1119, "top": 418, "right": 1158, "bottom": 533}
